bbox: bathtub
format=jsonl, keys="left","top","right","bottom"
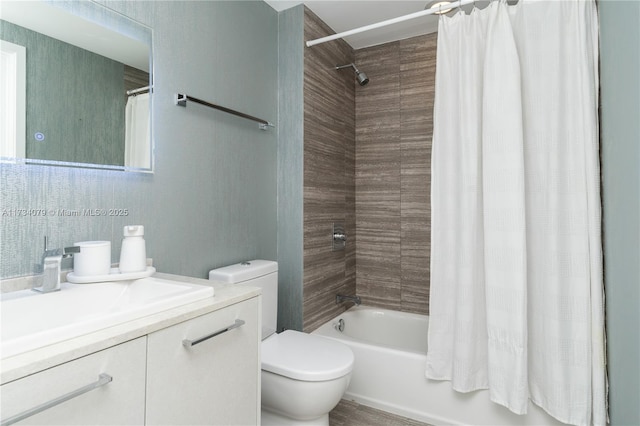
{"left": 313, "top": 306, "right": 564, "bottom": 425}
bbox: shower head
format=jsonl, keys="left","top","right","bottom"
{"left": 356, "top": 69, "right": 369, "bottom": 86}
{"left": 336, "top": 63, "right": 369, "bottom": 86}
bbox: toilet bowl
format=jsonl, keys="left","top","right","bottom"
{"left": 261, "top": 330, "right": 353, "bottom": 425}
{"left": 209, "top": 260, "right": 354, "bottom": 426}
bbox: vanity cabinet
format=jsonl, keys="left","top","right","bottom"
{"left": 0, "top": 286, "right": 260, "bottom": 426}
{"left": 145, "top": 297, "right": 260, "bottom": 425}
{"left": 0, "top": 337, "right": 146, "bottom": 425}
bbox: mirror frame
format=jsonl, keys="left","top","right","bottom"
{"left": 0, "top": 0, "right": 154, "bottom": 172}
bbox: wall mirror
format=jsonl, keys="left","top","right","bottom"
{"left": 0, "top": 0, "right": 153, "bottom": 171}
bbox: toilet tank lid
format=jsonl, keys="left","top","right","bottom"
{"left": 208, "top": 259, "right": 277, "bottom": 283}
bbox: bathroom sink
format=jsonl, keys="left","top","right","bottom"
{"left": 1, "top": 277, "right": 214, "bottom": 359}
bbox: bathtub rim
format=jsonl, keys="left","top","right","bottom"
{"left": 313, "top": 305, "right": 429, "bottom": 356}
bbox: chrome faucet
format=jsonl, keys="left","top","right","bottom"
{"left": 336, "top": 294, "right": 361, "bottom": 306}
{"left": 33, "top": 237, "right": 80, "bottom": 293}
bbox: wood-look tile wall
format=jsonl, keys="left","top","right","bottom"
{"left": 355, "top": 34, "right": 437, "bottom": 315}
{"left": 302, "top": 8, "right": 356, "bottom": 332}
{"left": 301, "top": 10, "right": 437, "bottom": 327}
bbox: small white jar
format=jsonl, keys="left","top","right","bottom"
{"left": 73, "top": 241, "right": 111, "bottom": 277}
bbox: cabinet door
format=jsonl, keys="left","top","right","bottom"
{"left": 1, "top": 337, "right": 146, "bottom": 425}
{"left": 146, "top": 297, "right": 260, "bottom": 426}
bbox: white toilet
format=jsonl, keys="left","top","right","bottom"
{"left": 209, "top": 260, "right": 354, "bottom": 426}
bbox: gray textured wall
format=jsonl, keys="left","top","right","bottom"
{"left": 599, "top": 1, "right": 640, "bottom": 424}
{"left": 276, "top": 5, "right": 304, "bottom": 332}
{"left": 1, "top": 0, "right": 278, "bottom": 280}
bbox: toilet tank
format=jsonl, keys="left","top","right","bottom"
{"left": 209, "top": 260, "right": 278, "bottom": 340}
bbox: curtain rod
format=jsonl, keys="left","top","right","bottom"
{"left": 126, "top": 86, "right": 151, "bottom": 96}
{"left": 305, "top": 0, "right": 475, "bottom": 47}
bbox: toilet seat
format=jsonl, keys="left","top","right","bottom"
{"left": 261, "top": 330, "right": 354, "bottom": 382}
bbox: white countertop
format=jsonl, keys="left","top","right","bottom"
{"left": 0, "top": 273, "right": 260, "bottom": 385}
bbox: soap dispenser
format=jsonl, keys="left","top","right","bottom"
{"left": 119, "top": 225, "right": 147, "bottom": 273}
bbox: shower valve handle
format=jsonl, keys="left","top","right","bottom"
{"left": 333, "top": 232, "right": 347, "bottom": 242}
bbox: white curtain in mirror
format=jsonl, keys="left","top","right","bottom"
{"left": 124, "top": 93, "right": 150, "bottom": 169}
{"left": 0, "top": 40, "right": 26, "bottom": 158}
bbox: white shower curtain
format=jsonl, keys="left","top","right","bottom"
{"left": 426, "top": 1, "right": 606, "bottom": 425}
{"left": 125, "top": 93, "right": 150, "bottom": 169}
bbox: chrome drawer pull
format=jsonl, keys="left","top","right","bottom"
{"left": 182, "top": 319, "right": 245, "bottom": 348}
{"left": 1, "top": 373, "right": 112, "bottom": 426}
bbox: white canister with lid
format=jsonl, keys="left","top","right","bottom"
{"left": 118, "top": 225, "right": 147, "bottom": 273}
{"left": 73, "top": 241, "right": 111, "bottom": 276}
